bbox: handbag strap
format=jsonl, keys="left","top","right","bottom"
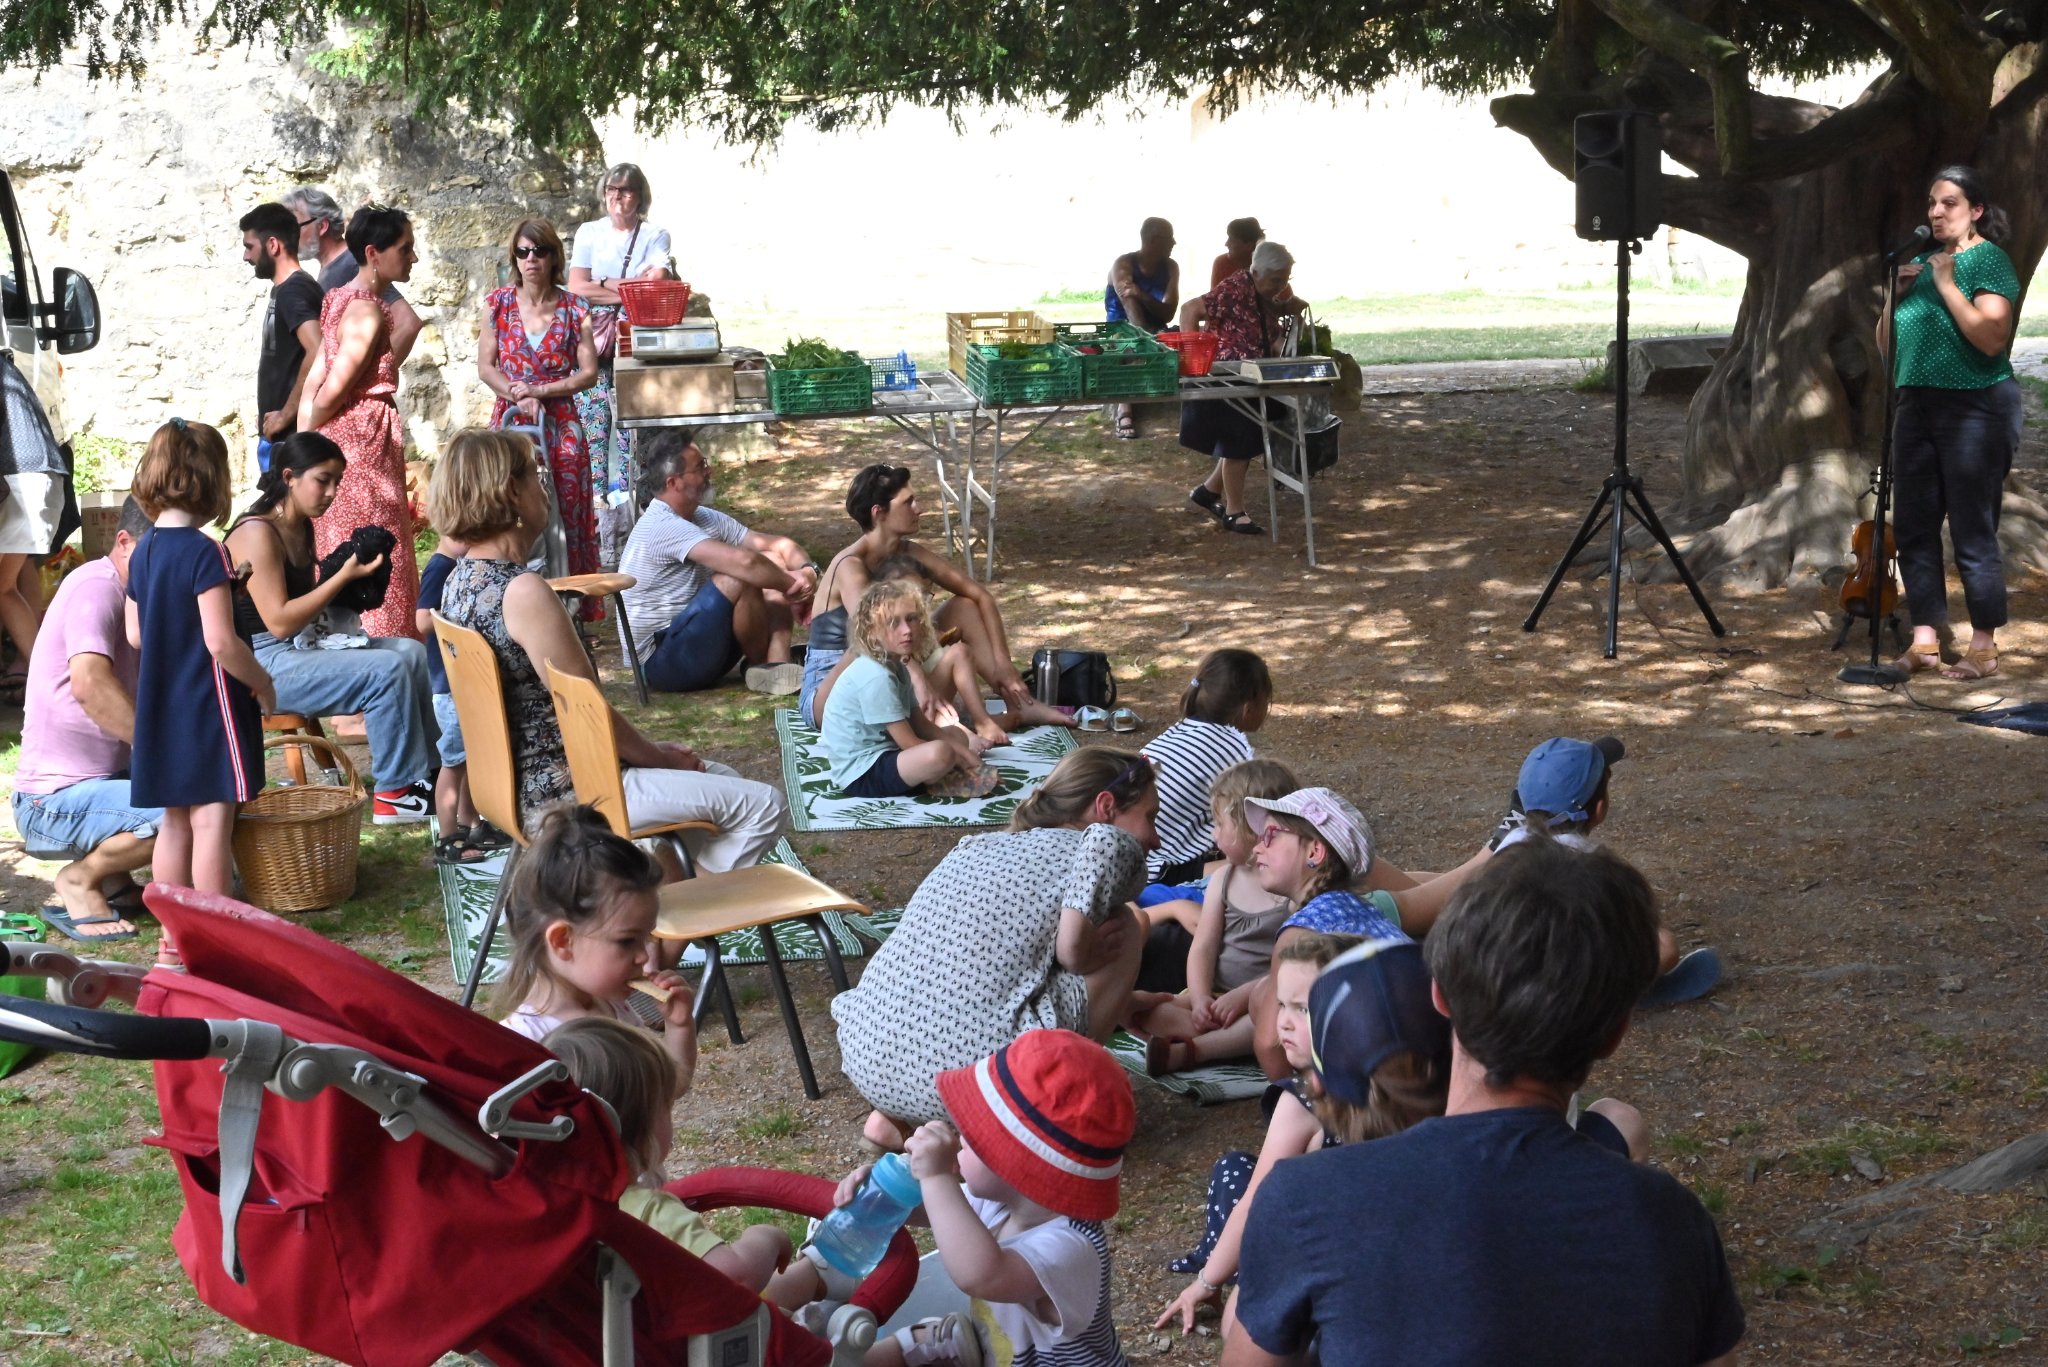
{"left": 618, "top": 221, "right": 644, "bottom": 283}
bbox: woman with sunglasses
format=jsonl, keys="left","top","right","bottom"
{"left": 567, "top": 164, "right": 674, "bottom": 507}
{"left": 478, "top": 219, "right": 601, "bottom": 584}
{"left": 828, "top": 747, "right": 1158, "bottom": 1150}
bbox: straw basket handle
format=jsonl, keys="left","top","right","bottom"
{"left": 258, "top": 733, "right": 365, "bottom": 797}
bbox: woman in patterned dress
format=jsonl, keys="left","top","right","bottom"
{"left": 477, "top": 219, "right": 601, "bottom": 594}
{"left": 300, "top": 204, "right": 420, "bottom": 640}
{"left": 1175, "top": 240, "right": 1308, "bottom": 536}
{"left": 828, "top": 747, "right": 1158, "bottom": 1139}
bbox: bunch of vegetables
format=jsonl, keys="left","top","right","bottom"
{"left": 775, "top": 336, "right": 862, "bottom": 369}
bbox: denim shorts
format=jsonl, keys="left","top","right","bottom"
{"left": 798, "top": 645, "right": 846, "bottom": 729}
{"left": 433, "top": 692, "right": 466, "bottom": 767}
{"left": 12, "top": 778, "right": 165, "bottom": 860}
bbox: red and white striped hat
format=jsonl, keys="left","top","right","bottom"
{"left": 935, "top": 1029, "right": 1135, "bottom": 1222}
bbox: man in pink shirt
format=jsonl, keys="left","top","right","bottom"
{"left": 11, "top": 500, "right": 162, "bottom": 940}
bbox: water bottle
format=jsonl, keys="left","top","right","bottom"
{"left": 808, "top": 1153, "right": 923, "bottom": 1278}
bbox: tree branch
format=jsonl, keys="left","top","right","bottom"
{"left": 1592, "top": 0, "right": 1754, "bottom": 175}
{"left": 1862, "top": 0, "right": 2001, "bottom": 122}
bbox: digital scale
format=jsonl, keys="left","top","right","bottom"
{"left": 626, "top": 319, "right": 722, "bottom": 361}
{"left": 1233, "top": 355, "right": 1339, "bottom": 383}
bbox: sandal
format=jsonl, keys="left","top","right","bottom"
{"left": 434, "top": 834, "right": 488, "bottom": 865}
{"left": 1942, "top": 647, "right": 1998, "bottom": 681}
{"left": 1110, "top": 707, "right": 1142, "bottom": 733}
{"left": 1893, "top": 642, "right": 1941, "bottom": 674}
{"left": 927, "top": 762, "right": 1002, "bottom": 800}
{"left": 466, "top": 822, "right": 514, "bottom": 852}
{"left": 1075, "top": 706, "right": 1110, "bottom": 732}
{"left": 1222, "top": 511, "right": 1264, "bottom": 536}
{"left": 1188, "top": 485, "right": 1226, "bottom": 523}
{"left": 1114, "top": 411, "right": 1139, "bottom": 440}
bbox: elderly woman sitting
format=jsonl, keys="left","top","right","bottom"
{"left": 1177, "top": 241, "right": 1306, "bottom": 536}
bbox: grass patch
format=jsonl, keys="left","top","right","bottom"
{"left": 739, "top": 1107, "right": 806, "bottom": 1141}
{"left": 1573, "top": 361, "right": 1610, "bottom": 392}
{"left": 1784, "top": 1122, "right": 1951, "bottom": 1178}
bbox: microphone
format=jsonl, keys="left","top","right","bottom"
{"left": 1886, "top": 224, "right": 1932, "bottom": 262}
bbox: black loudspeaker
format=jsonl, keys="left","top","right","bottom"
{"left": 1575, "top": 110, "right": 1662, "bottom": 241}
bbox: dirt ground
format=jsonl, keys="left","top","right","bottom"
{"left": 7, "top": 373, "right": 2048, "bottom": 1363}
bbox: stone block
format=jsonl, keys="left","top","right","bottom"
{"left": 1603, "top": 333, "right": 1731, "bottom": 396}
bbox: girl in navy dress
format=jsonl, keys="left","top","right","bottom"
{"left": 126, "top": 420, "right": 275, "bottom": 898}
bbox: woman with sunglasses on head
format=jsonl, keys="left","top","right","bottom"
{"left": 478, "top": 219, "right": 601, "bottom": 585}
{"left": 829, "top": 747, "right": 1159, "bottom": 1152}
{"left": 567, "top": 164, "right": 674, "bottom": 507}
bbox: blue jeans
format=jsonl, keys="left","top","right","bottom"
{"left": 1893, "top": 381, "right": 2021, "bottom": 631}
{"left": 643, "top": 587, "right": 743, "bottom": 693}
{"left": 253, "top": 634, "right": 437, "bottom": 791}
{"left": 12, "top": 777, "right": 163, "bottom": 860}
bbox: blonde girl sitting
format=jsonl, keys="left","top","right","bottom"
{"left": 819, "top": 579, "right": 994, "bottom": 800}
{"left": 496, "top": 803, "right": 698, "bottom": 1098}
{"left": 1130, "top": 759, "right": 1298, "bottom": 1073}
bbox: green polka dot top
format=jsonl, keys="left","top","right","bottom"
{"left": 1893, "top": 240, "right": 2020, "bottom": 389}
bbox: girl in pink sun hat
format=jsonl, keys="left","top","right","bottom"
{"left": 862, "top": 1029, "right": 1135, "bottom": 1367}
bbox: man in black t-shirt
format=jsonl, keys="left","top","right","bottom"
{"left": 1227, "top": 839, "right": 1745, "bottom": 1367}
{"left": 240, "top": 202, "right": 324, "bottom": 444}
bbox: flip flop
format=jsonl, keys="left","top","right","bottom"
{"left": 38, "top": 904, "right": 138, "bottom": 943}
{"left": 1076, "top": 706, "right": 1111, "bottom": 732}
{"left": 1641, "top": 947, "right": 1722, "bottom": 1008}
{"left": 1110, "top": 707, "right": 1142, "bottom": 733}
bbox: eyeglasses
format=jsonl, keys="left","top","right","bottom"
{"left": 513, "top": 245, "right": 550, "bottom": 259}
{"left": 1257, "top": 823, "right": 1300, "bottom": 848}
{"left": 604, "top": 185, "right": 637, "bottom": 198}
{"left": 295, "top": 218, "right": 314, "bottom": 228}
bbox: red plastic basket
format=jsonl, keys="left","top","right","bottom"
{"left": 616, "top": 279, "right": 692, "bottom": 328}
{"left": 1156, "top": 330, "right": 1220, "bottom": 377}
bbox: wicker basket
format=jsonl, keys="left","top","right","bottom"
{"left": 233, "top": 735, "right": 369, "bottom": 912}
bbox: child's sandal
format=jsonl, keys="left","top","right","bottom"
{"left": 434, "top": 834, "right": 487, "bottom": 865}
{"left": 466, "top": 821, "right": 513, "bottom": 852}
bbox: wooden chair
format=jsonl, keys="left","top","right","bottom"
{"left": 546, "top": 661, "right": 865, "bottom": 1100}
{"left": 262, "top": 713, "right": 330, "bottom": 786}
{"left": 544, "top": 661, "right": 717, "bottom": 879}
{"left": 546, "top": 571, "right": 649, "bottom": 705}
{"left": 429, "top": 612, "right": 529, "bottom": 1009}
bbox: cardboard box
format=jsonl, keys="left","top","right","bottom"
{"left": 79, "top": 490, "right": 129, "bottom": 560}
{"left": 615, "top": 354, "right": 738, "bottom": 419}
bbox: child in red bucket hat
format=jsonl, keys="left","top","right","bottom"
{"left": 868, "top": 1028, "right": 1135, "bottom": 1367}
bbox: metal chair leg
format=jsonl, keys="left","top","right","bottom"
{"left": 460, "top": 845, "right": 522, "bottom": 1009}
{"left": 692, "top": 942, "right": 746, "bottom": 1045}
{"left": 614, "top": 598, "right": 649, "bottom": 706}
{"left": 758, "top": 931, "right": 821, "bottom": 1099}
{"left": 807, "top": 915, "right": 851, "bottom": 993}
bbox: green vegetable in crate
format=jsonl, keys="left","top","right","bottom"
{"left": 777, "top": 336, "right": 861, "bottom": 368}
{"left": 995, "top": 340, "right": 1039, "bottom": 360}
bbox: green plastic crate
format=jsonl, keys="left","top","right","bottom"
{"left": 0, "top": 911, "right": 47, "bottom": 1079}
{"left": 767, "top": 358, "right": 873, "bottom": 416}
{"left": 1055, "top": 322, "right": 1181, "bottom": 399}
{"left": 965, "top": 342, "right": 1082, "bottom": 405}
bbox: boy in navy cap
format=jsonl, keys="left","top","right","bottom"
{"left": 1227, "top": 840, "right": 1743, "bottom": 1367}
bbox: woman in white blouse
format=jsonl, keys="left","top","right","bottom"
{"left": 567, "top": 163, "right": 675, "bottom": 510}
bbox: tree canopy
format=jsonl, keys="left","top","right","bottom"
{"left": 5, "top": 0, "right": 1913, "bottom": 149}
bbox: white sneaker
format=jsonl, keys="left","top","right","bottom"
{"left": 745, "top": 662, "right": 803, "bottom": 695}
{"left": 899, "top": 1314, "right": 982, "bottom": 1367}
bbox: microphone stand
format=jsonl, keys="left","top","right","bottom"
{"left": 1839, "top": 245, "right": 1914, "bottom": 687}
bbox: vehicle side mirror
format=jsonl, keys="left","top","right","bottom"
{"left": 51, "top": 267, "right": 100, "bottom": 354}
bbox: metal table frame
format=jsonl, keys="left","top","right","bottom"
{"left": 959, "top": 368, "right": 1335, "bottom": 576}
{"left": 614, "top": 367, "right": 1332, "bottom": 579}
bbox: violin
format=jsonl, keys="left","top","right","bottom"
{"left": 1839, "top": 519, "right": 1899, "bottom": 619}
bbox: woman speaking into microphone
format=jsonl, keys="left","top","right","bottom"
{"left": 1886, "top": 165, "right": 2023, "bottom": 680}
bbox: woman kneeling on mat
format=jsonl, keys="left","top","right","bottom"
{"left": 819, "top": 580, "right": 994, "bottom": 800}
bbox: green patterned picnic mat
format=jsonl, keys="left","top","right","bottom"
{"left": 442, "top": 836, "right": 882, "bottom": 989}
{"left": 1108, "top": 1029, "right": 1271, "bottom": 1105}
{"left": 775, "top": 707, "right": 1079, "bottom": 832}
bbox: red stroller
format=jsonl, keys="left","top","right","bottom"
{"left": 0, "top": 886, "right": 915, "bottom": 1367}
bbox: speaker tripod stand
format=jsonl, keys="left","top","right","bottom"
{"left": 1524, "top": 237, "right": 1725, "bottom": 658}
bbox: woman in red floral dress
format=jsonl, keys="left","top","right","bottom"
{"left": 476, "top": 219, "right": 600, "bottom": 593}
{"left": 299, "top": 205, "right": 420, "bottom": 640}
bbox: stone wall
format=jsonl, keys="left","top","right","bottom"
{"left": 0, "top": 25, "right": 603, "bottom": 479}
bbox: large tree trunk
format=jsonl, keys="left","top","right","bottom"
{"left": 1498, "top": 26, "right": 2048, "bottom": 592}
{"left": 1664, "top": 126, "right": 2048, "bottom": 590}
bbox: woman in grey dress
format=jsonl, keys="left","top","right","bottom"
{"left": 830, "top": 747, "right": 1159, "bottom": 1144}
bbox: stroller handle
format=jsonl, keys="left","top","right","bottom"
{"left": 0, "top": 989, "right": 216, "bottom": 1061}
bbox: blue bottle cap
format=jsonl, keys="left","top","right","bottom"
{"left": 869, "top": 1151, "right": 924, "bottom": 1205}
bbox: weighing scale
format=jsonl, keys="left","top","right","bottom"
{"left": 1232, "top": 355, "right": 1339, "bottom": 383}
